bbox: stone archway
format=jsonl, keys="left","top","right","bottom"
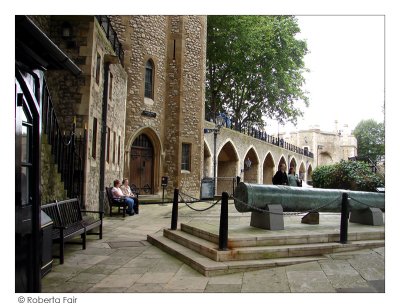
{"left": 217, "top": 141, "right": 239, "bottom": 195}
{"left": 130, "top": 134, "right": 154, "bottom": 194}
{"left": 278, "top": 156, "right": 288, "bottom": 173}
{"left": 263, "top": 152, "right": 275, "bottom": 184}
{"left": 243, "top": 147, "right": 259, "bottom": 183}
{"left": 203, "top": 141, "right": 212, "bottom": 178}
{"left": 126, "top": 127, "right": 162, "bottom": 195}
{"left": 289, "top": 157, "right": 297, "bottom": 172}
{"left": 307, "top": 164, "right": 313, "bottom": 185}
{"left": 299, "top": 162, "right": 306, "bottom": 181}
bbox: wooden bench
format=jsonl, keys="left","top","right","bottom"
{"left": 106, "top": 187, "right": 128, "bottom": 217}
{"left": 41, "top": 198, "right": 103, "bottom": 264}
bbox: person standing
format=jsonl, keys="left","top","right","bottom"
{"left": 288, "top": 167, "right": 298, "bottom": 187}
{"left": 272, "top": 163, "right": 288, "bottom": 185}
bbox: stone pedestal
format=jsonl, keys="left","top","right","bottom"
{"left": 301, "top": 211, "right": 319, "bottom": 224}
{"left": 250, "top": 204, "right": 284, "bottom": 230}
{"left": 349, "top": 208, "right": 384, "bottom": 226}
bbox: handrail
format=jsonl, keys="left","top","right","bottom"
{"left": 41, "top": 81, "right": 86, "bottom": 206}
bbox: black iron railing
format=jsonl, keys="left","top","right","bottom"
{"left": 95, "top": 16, "right": 124, "bottom": 65}
{"left": 42, "top": 81, "right": 86, "bottom": 206}
{"left": 206, "top": 117, "right": 314, "bottom": 158}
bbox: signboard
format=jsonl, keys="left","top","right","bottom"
{"left": 142, "top": 110, "right": 157, "bottom": 118}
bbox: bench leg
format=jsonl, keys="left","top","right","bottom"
{"left": 60, "top": 239, "right": 65, "bottom": 264}
{"left": 81, "top": 232, "right": 86, "bottom": 250}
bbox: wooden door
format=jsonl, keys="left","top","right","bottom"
{"left": 130, "top": 134, "right": 154, "bottom": 194}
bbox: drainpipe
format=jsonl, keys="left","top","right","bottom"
{"left": 99, "top": 61, "right": 111, "bottom": 212}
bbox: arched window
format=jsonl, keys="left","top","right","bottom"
{"left": 145, "top": 59, "right": 154, "bottom": 98}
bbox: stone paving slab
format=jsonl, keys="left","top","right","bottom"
{"left": 287, "top": 270, "right": 336, "bottom": 292}
{"left": 40, "top": 202, "right": 385, "bottom": 294}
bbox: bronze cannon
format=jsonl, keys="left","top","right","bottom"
{"left": 233, "top": 182, "right": 385, "bottom": 213}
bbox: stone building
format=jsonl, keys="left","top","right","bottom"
{"left": 110, "top": 16, "right": 206, "bottom": 198}
{"left": 19, "top": 15, "right": 206, "bottom": 213}
{"left": 283, "top": 124, "right": 357, "bottom": 168}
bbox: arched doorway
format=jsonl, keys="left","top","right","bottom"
{"left": 243, "top": 147, "right": 259, "bottom": 183}
{"left": 307, "top": 164, "right": 313, "bottom": 185}
{"left": 263, "top": 153, "right": 275, "bottom": 184}
{"left": 299, "top": 162, "right": 306, "bottom": 181}
{"left": 203, "top": 141, "right": 212, "bottom": 178}
{"left": 217, "top": 141, "right": 239, "bottom": 195}
{"left": 130, "top": 134, "right": 154, "bottom": 194}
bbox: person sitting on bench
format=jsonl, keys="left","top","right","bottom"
{"left": 111, "top": 179, "right": 137, "bottom": 216}
{"left": 121, "top": 178, "right": 139, "bottom": 213}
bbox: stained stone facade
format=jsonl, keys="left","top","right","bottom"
{"left": 32, "top": 15, "right": 206, "bottom": 210}
{"left": 284, "top": 127, "right": 357, "bottom": 167}
{"left": 110, "top": 16, "right": 206, "bottom": 198}
{"left": 31, "top": 15, "right": 354, "bottom": 211}
{"left": 30, "top": 16, "right": 128, "bottom": 210}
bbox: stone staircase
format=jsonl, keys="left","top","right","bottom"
{"left": 147, "top": 221, "right": 385, "bottom": 277}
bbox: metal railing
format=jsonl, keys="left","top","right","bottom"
{"left": 42, "top": 81, "right": 86, "bottom": 206}
{"left": 205, "top": 118, "right": 314, "bottom": 158}
{"left": 95, "top": 16, "right": 124, "bottom": 65}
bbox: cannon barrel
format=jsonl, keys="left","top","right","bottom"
{"left": 233, "top": 182, "right": 385, "bottom": 213}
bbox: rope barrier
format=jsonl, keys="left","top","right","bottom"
{"left": 178, "top": 191, "right": 221, "bottom": 212}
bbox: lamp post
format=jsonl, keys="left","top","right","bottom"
{"left": 317, "top": 145, "right": 323, "bottom": 167}
{"left": 204, "top": 115, "right": 224, "bottom": 197}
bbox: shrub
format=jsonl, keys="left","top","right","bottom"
{"left": 312, "top": 160, "right": 384, "bottom": 192}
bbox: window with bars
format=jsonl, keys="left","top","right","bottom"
{"left": 95, "top": 52, "right": 101, "bottom": 84}
{"left": 106, "top": 127, "right": 110, "bottom": 163}
{"left": 113, "top": 131, "right": 116, "bottom": 164}
{"left": 92, "top": 118, "right": 97, "bottom": 159}
{"left": 145, "top": 59, "right": 154, "bottom": 98}
{"left": 108, "top": 72, "right": 113, "bottom": 100}
{"left": 181, "top": 143, "right": 191, "bottom": 171}
{"left": 118, "top": 135, "right": 121, "bottom": 165}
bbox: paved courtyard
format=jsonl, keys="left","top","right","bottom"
{"left": 41, "top": 200, "right": 385, "bottom": 295}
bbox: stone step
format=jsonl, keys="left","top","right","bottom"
{"left": 147, "top": 232, "right": 328, "bottom": 277}
{"left": 163, "top": 228, "right": 385, "bottom": 261}
{"left": 181, "top": 222, "right": 385, "bottom": 247}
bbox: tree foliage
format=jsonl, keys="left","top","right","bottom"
{"left": 312, "top": 160, "right": 384, "bottom": 192}
{"left": 206, "top": 15, "right": 309, "bottom": 129}
{"left": 353, "top": 119, "right": 385, "bottom": 163}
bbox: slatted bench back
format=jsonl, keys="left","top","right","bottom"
{"left": 57, "top": 199, "right": 83, "bottom": 227}
{"left": 41, "top": 202, "right": 62, "bottom": 227}
{"left": 106, "top": 187, "right": 114, "bottom": 203}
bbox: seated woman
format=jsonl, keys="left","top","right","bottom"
{"left": 111, "top": 179, "right": 137, "bottom": 216}
{"left": 120, "top": 178, "right": 139, "bottom": 214}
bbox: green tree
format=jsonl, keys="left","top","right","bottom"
{"left": 206, "top": 15, "right": 309, "bottom": 129}
{"left": 353, "top": 119, "right": 385, "bottom": 164}
{"left": 312, "top": 160, "right": 384, "bottom": 192}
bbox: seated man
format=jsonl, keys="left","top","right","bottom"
{"left": 111, "top": 179, "right": 136, "bottom": 216}
{"left": 120, "top": 178, "right": 139, "bottom": 214}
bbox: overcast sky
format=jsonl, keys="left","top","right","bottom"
{"left": 270, "top": 15, "right": 385, "bottom": 134}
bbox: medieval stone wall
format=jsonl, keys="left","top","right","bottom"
{"left": 111, "top": 16, "right": 206, "bottom": 198}
{"left": 85, "top": 20, "right": 127, "bottom": 210}
{"left": 178, "top": 16, "right": 206, "bottom": 196}
{"left": 286, "top": 129, "right": 357, "bottom": 167}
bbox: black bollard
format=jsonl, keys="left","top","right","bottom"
{"left": 340, "top": 193, "right": 349, "bottom": 244}
{"left": 171, "top": 188, "right": 179, "bottom": 230}
{"left": 219, "top": 192, "right": 229, "bottom": 250}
